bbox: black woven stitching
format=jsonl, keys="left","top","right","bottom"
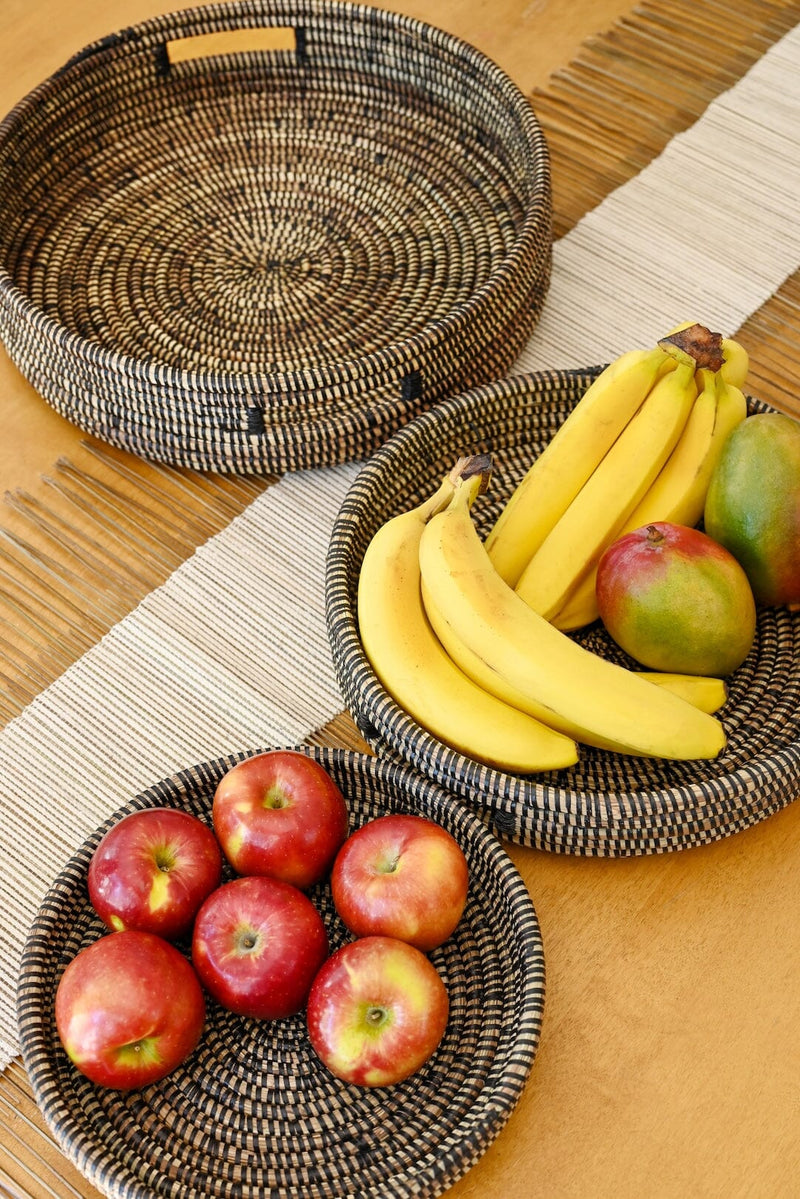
{"left": 154, "top": 43, "right": 170, "bottom": 77}
{"left": 246, "top": 406, "right": 266, "bottom": 436}
{"left": 295, "top": 26, "right": 308, "bottom": 65}
{"left": 401, "top": 370, "right": 423, "bottom": 403}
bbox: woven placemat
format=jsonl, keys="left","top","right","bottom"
{"left": 17, "top": 748, "right": 545, "bottom": 1199}
{"left": 0, "top": 0, "right": 552, "bottom": 473}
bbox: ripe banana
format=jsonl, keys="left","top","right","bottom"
{"left": 628, "top": 366, "right": 718, "bottom": 529}
{"left": 548, "top": 569, "right": 600, "bottom": 632}
{"left": 426, "top": 582, "right": 728, "bottom": 717}
{"left": 551, "top": 367, "right": 748, "bottom": 631}
{"left": 418, "top": 478, "right": 726, "bottom": 760}
{"left": 515, "top": 357, "right": 698, "bottom": 621}
{"left": 356, "top": 459, "right": 579, "bottom": 773}
{"left": 719, "top": 337, "right": 749, "bottom": 388}
{"left": 484, "top": 345, "right": 675, "bottom": 587}
{"left": 710, "top": 368, "right": 749, "bottom": 445}
{"left": 636, "top": 672, "right": 728, "bottom": 714}
{"left": 628, "top": 366, "right": 747, "bottom": 534}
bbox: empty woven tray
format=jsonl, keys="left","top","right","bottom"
{"left": 324, "top": 369, "right": 800, "bottom": 856}
{"left": 17, "top": 747, "right": 545, "bottom": 1199}
{"left": 0, "top": 0, "right": 552, "bottom": 473}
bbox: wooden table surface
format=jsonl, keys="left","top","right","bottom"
{"left": 1, "top": 2, "right": 800, "bottom": 1198}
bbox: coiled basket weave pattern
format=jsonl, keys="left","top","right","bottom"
{"left": 325, "top": 369, "right": 800, "bottom": 856}
{"left": 17, "top": 748, "right": 545, "bottom": 1199}
{"left": 0, "top": 0, "right": 552, "bottom": 473}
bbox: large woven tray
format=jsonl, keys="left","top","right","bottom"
{"left": 0, "top": 0, "right": 551, "bottom": 474}
{"left": 16, "top": 747, "right": 545, "bottom": 1199}
{"left": 325, "top": 369, "right": 800, "bottom": 856}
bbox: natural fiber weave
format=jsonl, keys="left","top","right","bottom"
{"left": 325, "top": 370, "right": 800, "bottom": 855}
{"left": 0, "top": 0, "right": 552, "bottom": 473}
{"left": 16, "top": 748, "right": 545, "bottom": 1199}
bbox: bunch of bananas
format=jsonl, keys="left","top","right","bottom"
{"left": 486, "top": 321, "right": 749, "bottom": 630}
{"left": 357, "top": 456, "right": 581, "bottom": 774}
{"left": 356, "top": 320, "right": 746, "bottom": 772}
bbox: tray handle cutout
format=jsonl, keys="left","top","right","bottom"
{"left": 166, "top": 26, "right": 299, "bottom": 65}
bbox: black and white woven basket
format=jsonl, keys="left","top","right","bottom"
{"left": 17, "top": 748, "right": 545, "bottom": 1199}
{"left": 325, "top": 369, "right": 800, "bottom": 855}
{"left": 0, "top": 0, "right": 552, "bottom": 473}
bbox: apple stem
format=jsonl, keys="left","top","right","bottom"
{"left": 235, "top": 928, "right": 260, "bottom": 953}
{"left": 366, "top": 1005, "right": 388, "bottom": 1028}
{"left": 153, "top": 846, "right": 176, "bottom": 872}
{"left": 263, "top": 785, "right": 289, "bottom": 810}
{"left": 376, "top": 852, "right": 400, "bottom": 875}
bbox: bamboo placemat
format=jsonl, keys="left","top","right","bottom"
{"left": 2, "top": 0, "right": 800, "bottom": 1193}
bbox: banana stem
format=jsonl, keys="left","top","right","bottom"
{"left": 658, "top": 323, "right": 724, "bottom": 371}
{"left": 416, "top": 477, "right": 460, "bottom": 523}
{"left": 416, "top": 454, "right": 494, "bottom": 523}
{"left": 449, "top": 453, "right": 493, "bottom": 492}
{"left": 453, "top": 470, "right": 488, "bottom": 512}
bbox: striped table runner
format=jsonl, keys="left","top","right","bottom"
{"left": 1, "top": 16, "right": 799, "bottom": 1071}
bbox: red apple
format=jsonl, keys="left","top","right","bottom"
{"left": 87, "top": 807, "right": 223, "bottom": 941}
{"left": 191, "top": 875, "right": 328, "bottom": 1019}
{"left": 306, "top": 935, "right": 449, "bottom": 1087}
{"left": 330, "top": 814, "right": 469, "bottom": 951}
{"left": 212, "top": 750, "right": 349, "bottom": 890}
{"left": 54, "top": 930, "right": 205, "bottom": 1090}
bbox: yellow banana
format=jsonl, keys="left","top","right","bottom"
{"left": 426, "top": 582, "right": 728, "bottom": 717}
{"left": 515, "top": 357, "right": 698, "bottom": 621}
{"left": 549, "top": 570, "right": 600, "bottom": 632}
{"left": 551, "top": 367, "right": 748, "bottom": 632}
{"left": 636, "top": 672, "right": 728, "bottom": 714}
{"left": 635, "top": 367, "right": 746, "bottom": 528}
{"left": 356, "top": 460, "right": 579, "bottom": 773}
{"left": 484, "top": 345, "right": 675, "bottom": 586}
{"left": 711, "top": 369, "right": 748, "bottom": 445}
{"left": 719, "top": 336, "right": 749, "bottom": 388}
{"left": 551, "top": 367, "right": 717, "bottom": 631}
{"left": 419, "top": 478, "right": 726, "bottom": 761}
{"left": 629, "top": 366, "right": 718, "bottom": 528}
